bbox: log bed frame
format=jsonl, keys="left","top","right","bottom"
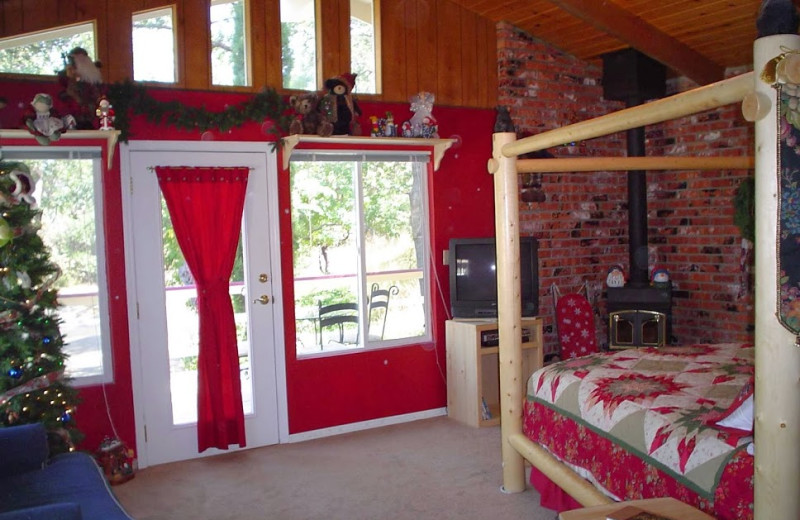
{"left": 490, "top": 34, "right": 800, "bottom": 519}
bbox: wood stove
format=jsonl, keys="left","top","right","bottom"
{"left": 602, "top": 49, "right": 672, "bottom": 348}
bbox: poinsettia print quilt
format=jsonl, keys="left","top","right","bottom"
{"left": 524, "top": 343, "right": 754, "bottom": 520}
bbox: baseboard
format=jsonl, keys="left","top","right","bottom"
{"left": 285, "top": 407, "right": 447, "bottom": 443}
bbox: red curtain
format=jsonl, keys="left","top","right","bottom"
{"left": 155, "top": 166, "right": 249, "bottom": 452}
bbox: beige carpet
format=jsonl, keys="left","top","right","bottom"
{"left": 113, "top": 416, "right": 558, "bottom": 520}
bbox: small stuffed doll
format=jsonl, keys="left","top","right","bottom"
{"left": 289, "top": 93, "right": 333, "bottom": 137}
{"left": 406, "top": 91, "right": 438, "bottom": 138}
{"left": 320, "top": 72, "right": 361, "bottom": 135}
{"left": 24, "top": 93, "right": 66, "bottom": 145}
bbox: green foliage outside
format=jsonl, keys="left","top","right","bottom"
{"left": 0, "top": 30, "right": 94, "bottom": 75}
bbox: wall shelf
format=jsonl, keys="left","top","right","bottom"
{"left": 281, "top": 134, "right": 455, "bottom": 171}
{"left": 0, "top": 129, "right": 120, "bottom": 169}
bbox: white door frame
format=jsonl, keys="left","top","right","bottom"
{"left": 120, "top": 140, "right": 289, "bottom": 468}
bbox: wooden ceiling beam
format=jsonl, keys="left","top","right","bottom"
{"left": 545, "top": 0, "right": 725, "bottom": 85}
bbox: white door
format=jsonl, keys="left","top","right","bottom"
{"left": 123, "top": 144, "right": 285, "bottom": 466}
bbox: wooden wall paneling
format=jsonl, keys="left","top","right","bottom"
{"left": 402, "top": 0, "right": 420, "bottom": 101}
{"left": 262, "top": 0, "right": 282, "bottom": 89}
{"left": 476, "top": 17, "right": 497, "bottom": 107}
{"left": 435, "top": 0, "right": 463, "bottom": 105}
{"left": 179, "top": 0, "right": 211, "bottom": 89}
{"left": 56, "top": 0, "right": 76, "bottom": 26}
{"left": 459, "top": 7, "right": 478, "bottom": 107}
{"left": 104, "top": 1, "right": 133, "bottom": 83}
{"left": 249, "top": 0, "right": 267, "bottom": 88}
{"left": 319, "top": 0, "right": 349, "bottom": 84}
{"left": 415, "top": 0, "right": 437, "bottom": 97}
{"left": 26, "top": 0, "right": 58, "bottom": 34}
{"left": 378, "top": 0, "right": 409, "bottom": 102}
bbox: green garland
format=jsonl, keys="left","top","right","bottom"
{"left": 734, "top": 176, "right": 755, "bottom": 243}
{"left": 105, "top": 80, "right": 291, "bottom": 143}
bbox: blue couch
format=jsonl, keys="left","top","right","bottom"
{"left": 0, "top": 423, "right": 133, "bottom": 520}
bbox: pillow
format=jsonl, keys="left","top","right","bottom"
{"left": 707, "top": 377, "right": 754, "bottom": 436}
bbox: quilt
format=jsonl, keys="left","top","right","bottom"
{"left": 525, "top": 344, "right": 754, "bottom": 509}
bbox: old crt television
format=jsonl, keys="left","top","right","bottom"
{"left": 448, "top": 237, "right": 539, "bottom": 319}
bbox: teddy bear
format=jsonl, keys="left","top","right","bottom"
{"left": 319, "top": 73, "right": 361, "bottom": 135}
{"left": 289, "top": 93, "right": 333, "bottom": 137}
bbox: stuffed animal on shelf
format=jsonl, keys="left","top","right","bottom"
{"left": 23, "top": 93, "right": 70, "bottom": 145}
{"left": 320, "top": 73, "right": 361, "bottom": 135}
{"left": 58, "top": 47, "right": 103, "bottom": 130}
{"left": 405, "top": 91, "right": 438, "bottom": 138}
{"left": 288, "top": 93, "right": 333, "bottom": 137}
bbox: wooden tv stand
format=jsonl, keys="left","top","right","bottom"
{"left": 445, "top": 317, "right": 543, "bottom": 427}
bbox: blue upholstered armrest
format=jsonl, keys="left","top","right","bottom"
{"left": 0, "top": 423, "right": 49, "bottom": 479}
{"left": 0, "top": 503, "right": 81, "bottom": 520}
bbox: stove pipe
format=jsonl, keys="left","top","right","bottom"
{"left": 601, "top": 50, "right": 666, "bottom": 286}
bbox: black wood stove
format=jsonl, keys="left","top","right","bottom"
{"left": 602, "top": 49, "right": 672, "bottom": 349}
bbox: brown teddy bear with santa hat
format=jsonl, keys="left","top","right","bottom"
{"left": 320, "top": 72, "right": 361, "bottom": 136}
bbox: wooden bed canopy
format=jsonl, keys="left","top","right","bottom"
{"left": 490, "top": 33, "right": 800, "bottom": 519}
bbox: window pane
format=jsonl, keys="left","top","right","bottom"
{"left": 0, "top": 23, "right": 94, "bottom": 76}
{"left": 133, "top": 8, "right": 176, "bottom": 83}
{"left": 281, "top": 0, "right": 317, "bottom": 91}
{"left": 363, "top": 162, "right": 426, "bottom": 341}
{"left": 211, "top": 0, "right": 249, "bottom": 86}
{"left": 28, "top": 159, "right": 109, "bottom": 380}
{"left": 291, "top": 161, "right": 361, "bottom": 354}
{"left": 291, "top": 157, "right": 429, "bottom": 356}
{"left": 350, "top": 0, "right": 377, "bottom": 94}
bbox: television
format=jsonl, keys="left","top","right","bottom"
{"left": 448, "top": 237, "right": 539, "bottom": 319}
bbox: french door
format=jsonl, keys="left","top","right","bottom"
{"left": 122, "top": 143, "right": 285, "bottom": 467}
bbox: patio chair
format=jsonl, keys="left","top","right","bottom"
{"left": 318, "top": 301, "right": 359, "bottom": 349}
{"left": 368, "top": 283, "right": 398, "bottom": 340}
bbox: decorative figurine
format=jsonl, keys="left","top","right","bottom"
{"left": 24, "top": 93, "right": 66, "bottom": 145}
{"left": 606, "top": 264, "right": 626, "bottom": 288}
{"left": 320, "top": 72, "right": 362, "bottom": 135}
{"left": 651, "top": 267, "right": 671, "bottom": 289}
{"left": 404, "top": 91, "right": 439, "bottom": 138}
{"left": 96, "top": 96, "right": 115, "bottom": 131}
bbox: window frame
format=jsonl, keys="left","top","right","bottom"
{"left": 0, "top": 21, "right": 97, "bottom": 78}
{"left": 1, "top": 145, "right": 113, "bottom": 387}
{"left": 210, "top": 0, "right": 252, "bottom": 87}
{"left": 132, "top": 6, "right": 178, "bottom": 84}
{"left": 289, "top": 149, "right": 433, "bottom": 358}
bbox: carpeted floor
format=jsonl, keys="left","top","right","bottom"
{"left": 113, "top": 416, "right": 558, "bottom": 520}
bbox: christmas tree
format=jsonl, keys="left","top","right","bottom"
{"left": 0, "top": 155, "right": 82, "bottom": 454}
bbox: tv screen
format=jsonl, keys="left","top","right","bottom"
{"left": 448, "top": 237, "right": 539, "bottom": 319}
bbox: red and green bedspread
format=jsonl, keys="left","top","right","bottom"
{"left": 523, "top": 343, "right": 754, "bottom": 520}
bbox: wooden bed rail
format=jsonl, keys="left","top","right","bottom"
{"left": 501, "top": 72, "right": 753, "bottom": 157}
{"left": 514, "top": 155, "right": 754, "bottom": 173}
{"left": 507, "top": 433, "right": 613, "bottom": 507}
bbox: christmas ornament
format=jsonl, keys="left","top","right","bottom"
{"left": 8, "top": 367, "right": 22, "bottom": 378}
{"left": 0, "top": 217, "right": 12, "bottom": 247}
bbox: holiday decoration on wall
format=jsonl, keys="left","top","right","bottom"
{"left": 57, "top": 47, "right": 104, "bottom": 130}
{"left": 0, "top": 156, "right": 82, "bottom": 454}
{"left": 402, "top": 91, "right": 439, "bottom": 138}
{"left": 96, "top": 96, "right": 115, "bottom": 131}
{"left": 105, "top": 80, "right": 291, "bottom": 143}
{"left": 320, "top": 72, "right": 362, "bottom": 135}
{"left": 23, "top": 93, "right": 76, "bottom": 145}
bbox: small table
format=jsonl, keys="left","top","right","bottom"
{"left": 559, "top": 497, "right": 715, "bottom": 520}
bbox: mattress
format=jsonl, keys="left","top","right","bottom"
{"left": 523, "top": 343, "right": 754, "bottom": 520}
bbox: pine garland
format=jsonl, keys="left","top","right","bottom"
{"left": 106, "top": 80, "right": 292, "bottom": 143}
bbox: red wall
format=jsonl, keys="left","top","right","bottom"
{"left": 0, "top": 77, "right": 496, "bottom": 450}
{"left": 496, "top": 22, "right": 755, "bottom": 355}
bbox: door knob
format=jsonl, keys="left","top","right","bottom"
{"left": 253, "top": 295, "right": 270, "bottom": 304}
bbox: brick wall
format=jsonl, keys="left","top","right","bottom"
{"left": 497, "top": 22, "right": 755, "bottom": 356}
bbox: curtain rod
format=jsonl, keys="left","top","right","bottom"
{"left": 146, "top": 166, "right": 254, "bottom": 172}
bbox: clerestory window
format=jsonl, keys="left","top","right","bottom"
{"left": 132, "top": 7, "right": 177, "bottom": 83}
{"left": 290, "top": 151, "right": 432, "bottom": 356}
{"left": 0, "top": 22, "right": 95, "bottom": 76}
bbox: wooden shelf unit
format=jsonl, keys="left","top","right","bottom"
{"left": 445, "top": 317, "right": 543, "bottom": 427}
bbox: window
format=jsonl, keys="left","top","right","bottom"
{"left": 211, "top": 0, "right": 249, "bottom": 86}
{"left": 350, "top": 0, "right": 379, "bottom": 94}
{"left": 281, "top": 0, "right": 318, "bottom": 90}
{"left": 2, "top": 148, "right": 111, "bottom": 385}
{"left": 290, "top": 151, "right": 431, "bottom": 356}
{"left": 0, "top": 23, "right": 95, "bottom": 76}
{"left": 132, "top": 7, "right": 176, "bottom": 83}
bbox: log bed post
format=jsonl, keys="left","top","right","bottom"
{"left": 489, "top": 131, "right": 526, "bottom": 493}
{"left": 753, "top": 33, "right": 800, "bottom": 520}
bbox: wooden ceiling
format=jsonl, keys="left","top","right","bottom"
{"left": 449, "top": 0, "right": 770, "bottom": 85}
